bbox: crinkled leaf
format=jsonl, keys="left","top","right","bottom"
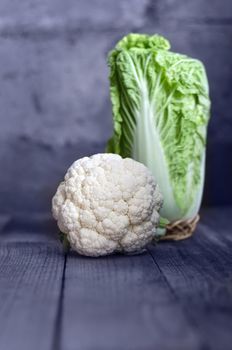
{"left": 107, "top": 33, "right": 210, "bottom": 221}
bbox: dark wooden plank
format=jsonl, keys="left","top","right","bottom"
{"left": 1, "top": 208, "right": 230, "bottom": 350}
{"left": 149, "top": 208, "right": 232, "bottom": 350}
{"left": 201, "top": 207, "right": 232, "bottom": 233}
{"left": 0, "top": 213, "right": 59, "bottom": 244}
{"left": 0, "top": 234, "right": 64, "bottom": 350}
{"left": 61, "top": 251, "right": 203, "bottom": 350}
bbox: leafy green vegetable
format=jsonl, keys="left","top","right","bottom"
{"left": 107, "top": 33, "right": 210, "bottom": 222}
{"left": 59, "top": 231, "right": 70, "bottom": 253}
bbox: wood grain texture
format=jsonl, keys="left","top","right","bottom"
{"left": 61, "top": 252, "right": 202, "bottom": 350}
{"left": 0, "top": 208, "right": 232, "bottom": 350}
{"left": 149, "top": 209, "right": 232, "bottom": 350}
{"left": 0, "top": 235, "right": 64, "bottom": 350}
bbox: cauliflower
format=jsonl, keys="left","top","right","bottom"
{"left": 52, "top": 153, "right": 163, "bottom": 257}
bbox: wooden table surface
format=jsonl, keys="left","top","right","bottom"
{"left": 0, "top": 208, "right": 232, "bottom": 350}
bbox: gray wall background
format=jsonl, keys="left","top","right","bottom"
{"left": 0, "top": 0, "right": 232, "bottom": 215}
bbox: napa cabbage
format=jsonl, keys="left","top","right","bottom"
{"left": 107, "top": 33, "right": 210, "bottom": 225}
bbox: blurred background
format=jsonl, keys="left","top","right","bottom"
{"left": 0, "top": 0, "right": 231, "bottom": 218}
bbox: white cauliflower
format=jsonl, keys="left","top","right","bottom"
{"left": 52, "top": 153, "right": 163, "bottom": 257}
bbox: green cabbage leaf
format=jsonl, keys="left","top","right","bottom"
{"left": 107, "top": 34, "right": 210, "bottom": 222}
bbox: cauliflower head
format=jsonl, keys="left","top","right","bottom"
{"left": 52, "top": 153, "right": 163, "bottom": 257}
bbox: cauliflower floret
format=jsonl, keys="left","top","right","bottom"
{"left": 52, "top": 153, "right": 163, "bottom": 257}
